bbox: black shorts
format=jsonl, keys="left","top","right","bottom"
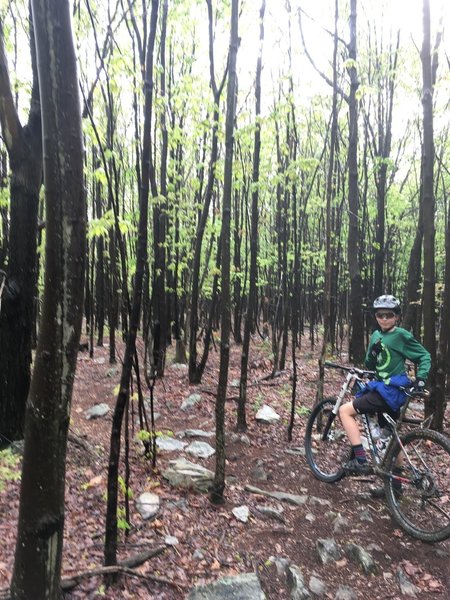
{"left": 353, "top": 391, "right": 399, "bottom": 426}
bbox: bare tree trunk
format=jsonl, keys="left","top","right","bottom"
{"left": 347, "top": 0, "right": 365, "bottom": 365}
{"left": 11, "top": 0, "right": 85, "bottom": 596}
{"left": 211, "top": 0, "right": 239, "bottom": 505}
{"left": 237, "top": 0, "right": 265, "bottom": 432}
{"left": 0, "top": 11, "right": 42, "bottom": 445}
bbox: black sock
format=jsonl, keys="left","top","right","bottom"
{"left": 352, "top": 444, "right": 367, "bottom": 463}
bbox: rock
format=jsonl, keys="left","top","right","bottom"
{"left": 85, "top": 403, "right": 110, "bottom": 419}
{"left": 316, "top": 538, "right": 342, "bottom": 564}
{"left": 334, "top": 585, "right": 357, "bottom": 600}
{"left": 165, "top": 535, "right": 179, "bottom": 546}
{"left": 136, "top": 492, "right": 160, "bottom": 520}
{"left": 255, "top": 504, "right": 285, "bottom": 523}
{"left": 187, "top": 573, "right": 266, "bottom": 599}
{"left": 185, "top": 441, "right": 215, "bottom": 458}
{"left": 359, "top": 508, "right": 374, "bottom": 523}
{"left": 183, "top": 429, "right": 215, "bottom": 438}
{"left": 309, "top": 496, "right": 331, "bottom": 507}
{"left": 250, "top": 459, "right": 269, "bottom": 481}
{"left": 232, "top": 505, "right": 250, "bottom": 522}
{"left": 193, "top": 549, "right": 205, "bottom": 560}
{"left": 156, "top": 436, "right": 187, "bottom": 452}
{"left": 169, "top": 362, "right": 188, "bottom": 372}
{"left": 229, "top": 433, "right": 251, "bottom": 446}
{"left": 309, "top": 575, "right": 326, "bottom": 596}
{"left": 181, "top": 393, "right": 202, "bottom": 411}
{"left": 345, "top": 543, "right": 377, "bottom": 575}
{"left": 286, "top": 565, "right": 311, "bottom": 599}
{"left": 163, "top": 458, "right": 214, "bottom": 492}
{"left": 285, "top": 447, "right": 306, "bottom": 457}
{"left": 396, "top": 568, "right": 420, "bottom": 597}
{"left": 332, "top": 515, "right": 349, "bottom": 533}
{"left": 255, "top": 404, "right": 280, "bottom": 424}
{"left": 268, "top": 556, "right": 290, "bottom": 576}
{"left": 245, "top": 484, "right": 308, "bottom": 506}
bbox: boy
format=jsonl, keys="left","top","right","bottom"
{"left": 339, "top": 294, "right": 431, "bottom": 474}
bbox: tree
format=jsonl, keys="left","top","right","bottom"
{"left": 10, "top": 0, "right": 85, "bottom": 596}
{"left": 211, "top": 0, "right": 239, "bottom": 505}
{"left": 0, "top": 10, "right": 42, "bottom": 445}
{"left": 237, "top": 0, "right": 266, "bottom": 432}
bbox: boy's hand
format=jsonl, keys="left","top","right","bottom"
{"left": 370, "top": 340, "right": 383, "bottom": 358}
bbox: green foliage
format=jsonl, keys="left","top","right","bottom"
{"left": 0, "top": 448, "right": 21, "bottom": 492}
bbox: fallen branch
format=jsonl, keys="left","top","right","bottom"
{"left": 61, "top": 546, "right": 176, "bottom": 591}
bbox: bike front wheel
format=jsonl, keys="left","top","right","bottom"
{"left": 384, "top": 428, "right": 450, "bottom": 542}
{"left": 304, "top": 398, "right": 350, "bottom": 483}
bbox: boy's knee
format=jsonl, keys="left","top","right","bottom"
{"left": 339, "top": 402, "right": 354, "bottom": 418}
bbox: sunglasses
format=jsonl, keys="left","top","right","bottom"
{"left": 375, "top": 311, "right": 396, "bottom": 320}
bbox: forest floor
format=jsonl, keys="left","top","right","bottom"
{"left": 0, "top": 334, "right": 449, "bottom": 600}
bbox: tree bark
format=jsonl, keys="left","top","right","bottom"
{"left": 0, "top": 12, "right": 42, "bottom": 444}
{"left": 211, "top": 0, "right": 239, "bottom": 504}
{"left": 11, "top": 0, "right": 85, "bottom": 597}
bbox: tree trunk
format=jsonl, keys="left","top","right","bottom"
{"left": 11, "top": 1, "right": 85, "bottom": 597}
{"left": 211, "top": 0, "right": 239, "bottom": 505}
{"left": 237, "top": 0, "right": 265, "bottom": 432}
{"left": 0, "top": 12, "right": 42, "bottom": 445}
{"left": 347, "top": 0, "right": 365, "bottom": 365}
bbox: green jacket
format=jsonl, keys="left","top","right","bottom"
{"left": 365, "top": 326, "right": 431, "bottom": 382}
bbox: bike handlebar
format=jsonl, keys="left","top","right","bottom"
{"left": 324, "top": 361, "right": 376, "bottom": 378}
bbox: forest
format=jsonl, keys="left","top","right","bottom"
{"left": 0, "top": 0, "right": 449, "bottom": 598}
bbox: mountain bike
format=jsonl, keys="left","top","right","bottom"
{"left": 304, "top": 361, "right": 450, "bottom": 542}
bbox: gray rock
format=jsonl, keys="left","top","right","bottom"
{"left": 332, "top": 515, "right": 349, "bottom": 533}
{"left": 251, "top": 459, "right": 269, "bottom": 481}
{"left": 184, "top": 429, "right": 215, "bottom": 438}
{"left": 309, "top": 575, "right": 326, "bottom": 596}
{"left": 285, "top": 447, "right": 306, "bottom": 457}
{"left": 255, "top": 504, "right": 285, "bottom": 523}
{"left": 396, "top": 568, "right": 420, "bottom": 597}
{"left": 316, "top": 538, "right": 342, "bottom": 565}
{"left": 181, "top": 393, "right": 202, "bottom": 411}
{"left": 255, "top": 404, "right": 280, "bottom": 424}
{"left": 345, "top": 543, "right": 377, "bottom": 575}
{"left": 163, "top": 457, "right": 214, "bottom": 492}
{"left": 136, "top": 492, "right": 160, "bottom": 520}
{"left": 188, "top": 573, "right": 266, "bottom": 599}
{"left": 359, "top": 508, "right": 374, "bottom": 523}
{"left": 245, "top": 484, "right": 308, "bottom": 506}
{"left": 268, "top": 556, "right": 290, "bottom": 576}
{"left": 309, "top": 496, "right": 331, "bottom": 507}
{"left": 156, "top": 436, "right": 187, "bottom": 452}
{"left": 85, "top": 403, "right": 110, "bottom": 419}
{"left": 230, "top": 433, "right": 251, "bottom": 446}
{"left": 193, "top": 549, "right": 205, "bottom": 560}
{"left": 186, "top": 441, "right": 215, "bottom": 458}
{"left": 169, "top": 362, "right": 188, "bottom": 372}
{"left": 334, "top": 585, "right": 357, "bottom": 600}
{"left": 286, "top": 565, "right": 311, "bottom": 599}
{"left": 232, "top": 505, "right": 250, "bottom": 522}
{"left": 165, "top": 535, "right": 179, "bottom": 546}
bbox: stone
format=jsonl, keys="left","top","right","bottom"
{"left": 332, "top": 515, "right": 349, "bottom": 533}
{"left": 245, "top": 484, "right": 308, "bottom": 506}
{"left": 286, "top": 565, "right": 311, "bottom": 599}
{"left": 232, "top": 505, "right": 250, "bottom": 522}
{"left": 165, "top": 535, "right": 179, "bottom": 546}
{"left": 309, "top": 575, "right": 326, "bottom": 596}
{"left": 316, "top": 538, "right": 342, "bottom": 564}
{"left": 188, "top": 573, "right": 266, "bottom": 599}
{"left": 334, "top": 585, "right": 357, "bottom": 600}
{"left": 255, "top": 504, "right": 285, "bottom": 523}
{"left": 396, "top": 568, "right": 420, "bottom": 597}
{"left": 345, "top": 543, "right": 377, "bottom": 575}
{"left": 156, "top": 436, "right": 187, "bottom": 452}
{"left": 181, "top": 393, "right": 202, "bottom": 411}
{"left": 186, "top": 441, "right": 215, "bottom": 458}
{"left": 163, "top": 458, "right": 214, "bottom": 492}
{"left": 136, "top": 492, "right": 160, "bottom": 520}
{"left": 184, "top": 429, "right": 215, "bottom": 438}
{"left": 255, "top": 404, "right": 280, "bottom": 424}
{"left": 85, "top": 403, "right": 110, "bottom": 419}
{"left": 250, "top": 459, "right": 268, "bottom": 481}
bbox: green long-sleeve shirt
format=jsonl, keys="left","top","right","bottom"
{"left": 365, "top": 326, "right": 431, "bottom": 382}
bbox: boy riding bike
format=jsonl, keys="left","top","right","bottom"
{"left": 339, "top": 295, "right": 431, "bottom": 479}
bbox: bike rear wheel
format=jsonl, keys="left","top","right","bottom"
{"left": 384, "top": 429, "right": 450, "bottom": 542}
{"left": 304, "top": 398, "right": 349, "bottom": 483}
